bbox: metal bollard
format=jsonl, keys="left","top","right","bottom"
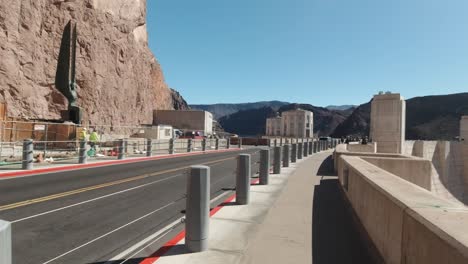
{"left": 238, "top": 138, "right": 242, "bottom": 149}
{"left": 274, "top": 139, "right": 277, "bottom": 147}
{"left": 291, "top": 143, "right": 297, "bottom": 163}
{"left": 280, "top": 138, "right": 283, "bottom": 146}
{"left": 169, "top": 138, "right": 175, "bottom": 154}
{"left": 187, "top": 139, "right": 192, "bottom": 153}
{"left": 117, "top": 139, "right": 125, "bottom": 160}
{"left": 313, "top": 141, "right": 317, "bottom": 153}
{"left": 146, "top": 139, "right": 152, "bottom": 157}
{"left": 236, "top": 154, "right": 251, "bottom": 204}
{"left": 78, "top": 140, "right": 87, "bottom": 164}
{"left": 202, "top": 138, "right": 206, "bottom": 151}
{"left": 297, "top": 143, "right": 303, "bottom": 159}
{"left": 303, "top": 140, "right": 309, "bottom": 157}
{"left": 309, "top": 141, "right": 313, "bottom": 155}
{"left": 185, "top": 165, "right": 210, "bottom": 252}
{"left": 0, "top": 220, "right": 12, "bottom": 264}
{"left": 22, "top": 139, "right": 33, "bottom": 170}
{"left": 259, "top": 149, "right": 270, "bottom": 185}
{"left": 215, "top": 138, "right": 219, "bottom": 150}
{"left": 273, "top": 146, "right": 282, "bottom": 174}
{"left": 283, "top": 144, "right": 290, "bottom": 167}
{"left": 227, "top": 138, "right": 230, "bottom": 149}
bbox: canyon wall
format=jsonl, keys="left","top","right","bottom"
{"left": 0, "top": 0, "right": 174, "bottom": 126}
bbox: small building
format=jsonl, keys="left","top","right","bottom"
{"left": 281, "top": 109, "right": 313, "bottom": 138}
{"left": 153, "top": 110, "right": 213, "bottom": 136}
{"left": 265, "top": 109, "right": 313, "bottom": 138}
{"left": 136, "top": 125, "right": 173, "bottom": 140}
{"left": 266, "top": 116, "right": 282, "bottom": 136}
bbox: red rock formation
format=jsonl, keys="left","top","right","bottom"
{"left": 0, "top": 0, "right": 173, "bottom": 126}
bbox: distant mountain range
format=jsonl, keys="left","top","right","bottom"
{"left": 326, "top": 105, "right": 356, "bottom": 111}
{"left": 216, "top": 102, "right": 352, "bottom": 137}
{"left": 331, "top": 92, "right": 468, "bottom": 140}
{"left": 190, "top": 101, "right": 289, "bottom": 119}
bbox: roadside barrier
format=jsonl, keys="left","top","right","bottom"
{"left": 273, "top": 146, "right": 282, "bottom": 174}
{"left": 259, "top": 149, "right": 270, "bottom": 185}
{"left": 236, "top": 154, "right": 251, "bottom": 205}
{"left": 283, "top": 145, "right": 290, "bottom": 168}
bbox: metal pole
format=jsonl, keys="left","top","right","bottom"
{"left": 0, "top": 220, "right": 12, "bottom": 264}
{"left": 238, "top": 138, "right": 242, "bottom": 149}
{"left": 185, "top": 165, "right": 210, "bottom": 252}
{"left": 215, "top": 138, "right": 219, "bottom": 150}
{"left": 79, "top": 140, "right": 87, "bottom": 164}
{"left": 236, "top": 154, "right": 251, "bottom": 205}
{"left": 309, "top": 141, "right": 313, "bottom": 155}
{"left": 146, "top": 139, "right": 152, "bottom": 157}
{"left": 118, "top": 139, "right": 125, "bottom": 160}
{"left": 227, "top": 138, "right": 230, "bottom": 149}
{"left": 202, "top": 138, "right": 206, "bottom": 151}
{"left": 187, "top": 139, "right": 192, "bottom": 153}
{"left": 259, "top": 149, "right": 270, "bottom": 185}
{"left": 22, "top": 139, "right": 33, "bottom": 170}
{"left": 297, "top": 142, "right": 303, "bottom": 160}
{"left": 44, "top": 123, "right": 48, "bottom": 157}
{"left": 291, "top": 143, "right": 297, "bottom": 163}
{"left": 283, "top": 144, "right": 290, "bottom": 168}
{"left": 274, "top": 139, "right": 277, "bottom": 147}
{"left": 169, "top": 138, "right": 174, "bottom": 154}
{"left": 273, "top": 146, "right": 282, "bottom": 174}
{"left": 303, "top": 140, "right": 309, "bottom": 157}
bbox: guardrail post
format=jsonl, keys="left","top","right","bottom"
{"left": 259, "top": 149, "right": 270, "bottom": 185}
{"left": 303, "top": 139, "right": 309, "bottom": 157}
{"left": 227, "top": 138, "right": 230, "bottom": 149}
{"left": 280, "top": 138, "right": 283, "bottom": 146}
{"left": 274, "top": 139, "right": 277, "bottom": 147}
{"left": 308, "top": 140, "right": 313, "bottom": 155}
{"left": 283, "top": 144, "right": 290, "bottom": 167}
{"left": 118, "top": 139, "right": 125, "bottom": 160}
{"left": 146, "top": 139, "right": 153, "bottom": 157}
{"left": 22, "top": 139, "right": 33, "bottom": 170}
{"left": 297, "top": 142, "right": 303, "bottom": 160}
{"left": 313, "top": 140, "right": 317, "bottom": 153}
{"left": 202, "top": 138, "right": 206, "bottom": 151}
{"left": 0, "top": 220, "right": 12, "bottom": 264}
{"left": 215, "top": 138, "right": 219, "bottom": 150}
{"left": 169, "top": 138, "right": 175, "bottom": 154}
{"left": 236, "top": 154, "right": 251, "bottom": 205}
{"left": 187, "top": 139, "right": 192, "bottom": 153}
{"left": 185, "top": 165, "right": 210, "bottom": 252}
{"left": 78, "top": 140, "right": 87, "bottom": 164}
{"left": 238, "top": 138, "right": 242, "bottom": 149}
{"left": 291, "top": 143, "right": 297, "bottom": 163}
{"left": 273, "top": 146, "right": 282, "bottom": 174}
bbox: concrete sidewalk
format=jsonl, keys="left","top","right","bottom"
{"left": 150, "top": 151, "right": 373, "bottom": 264}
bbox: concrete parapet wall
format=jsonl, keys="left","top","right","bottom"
{"left": 362, "top": 156, "right": 432, "bottom": 190}
{"left": 346, "top": 142, "right": 377, "bottom": 153}
{"left": 339, "top": 156, "right": 468, "bottom": 264}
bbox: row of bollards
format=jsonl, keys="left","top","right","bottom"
{"left": 184, "top": 138, "right": 338, "bottom": 252}
{"left": 20, "top": 137, "right": 241, "bottom": 170}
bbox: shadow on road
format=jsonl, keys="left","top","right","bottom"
{"left": 312, "top": 178, "right": 375, "bottom": 264}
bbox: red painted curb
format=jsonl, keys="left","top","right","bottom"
{"left": 0, "top": 148, "right": 242, "bottom": 179}
{"left": 139, "top": 178, "right": 260, "bottom": 264}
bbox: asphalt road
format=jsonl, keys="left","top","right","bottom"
{"left": 0, "top": 148, "right": 261, "bottom": 264}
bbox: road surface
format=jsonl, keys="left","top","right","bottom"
{"left": 0, "top": 148, "right": 260, "bottom": 264}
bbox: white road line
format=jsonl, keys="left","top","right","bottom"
{"left": 107, "top": 191, "right": 230, "bottom": 263}
{"left": 41, "top": 201, "right": 177, "bottom": 264}
{"left": 12, "top": 173, "right": 183, "bottom": 223}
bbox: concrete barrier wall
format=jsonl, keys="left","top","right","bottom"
{"left": 346, "top": 142, "right": 377, "bottom": 153}
{"left": 403, "top": 140, "right": 468, "bottom": 204}
{"left": 340, "top": 156, "right": 468, "bottom": 264}
{"left": 361, "top": 156, "right": 432, "bottom": 190}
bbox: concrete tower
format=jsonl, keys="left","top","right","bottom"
{"left": 370, "top": 93, "right": 406, "bottom": 154}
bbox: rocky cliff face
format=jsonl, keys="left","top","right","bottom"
{"left": 0, "top": 0, "right": 173, "bottom": 126}
{"left": 170, "top": 88, "right": 190, "bottom": 110}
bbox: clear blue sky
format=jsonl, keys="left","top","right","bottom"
{"left": 147, "top": 0, "right": 468, "bottom": 106}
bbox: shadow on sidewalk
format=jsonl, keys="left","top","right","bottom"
{"left": 316, "top": 156, "right": 335, "bottom": 177}
{"left": 312, "top": 178, "right": 374, "bottom": 264}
